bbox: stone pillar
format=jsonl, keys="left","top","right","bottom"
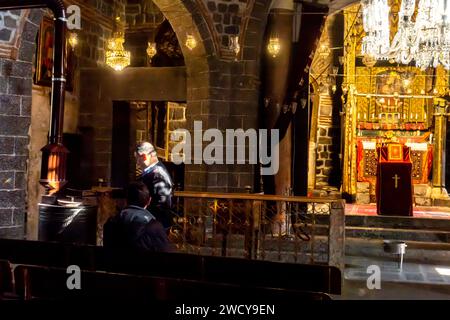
{"left": 262, "top": 0, "right": 294, "bottom": 234}
{"left": 328, "top": 199, "right": 345, "bottom": 274}
{"left": 431, "top": 98, "right": 449, "bottom": 199}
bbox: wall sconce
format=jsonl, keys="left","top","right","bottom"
{"left": 68, "top": 32, "right": 78, "bottom": 50}
{"left": 267, "top": 37, "right": 281, "bottom": 57}
{"left": 147, "top": 41, "right": 157, "bottom": 60}
{"left": 185, "top": 34, "right": 197, "bottom": 50}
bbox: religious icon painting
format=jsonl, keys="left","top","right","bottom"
{"left": 35, "top": 16, "right": 75, "bottom": 91}
{"left": 387, "top": 144, "right": 403, "bottom": 161}
{"left": 35, "top": 16, "right": 53, "bottom": 86}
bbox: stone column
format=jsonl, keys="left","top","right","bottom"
{"left": 431, "top": 98, "right": 449, "bottom": 199}
{"left": 328, "top": 199, "right": 345, "bottom": 274}
{"left": 262, "top": 0, "right": 294, "bottom": 234}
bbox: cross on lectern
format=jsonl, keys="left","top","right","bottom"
{"left": 392, "top": 174, "right": 400, "bottom": 188}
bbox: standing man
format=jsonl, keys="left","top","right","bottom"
{"left": 135, "top": 141, "right": 174, "bottom": 229}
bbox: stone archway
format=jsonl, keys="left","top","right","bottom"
{"left": 151, "top": 1, "right": 215, "bottom": 192}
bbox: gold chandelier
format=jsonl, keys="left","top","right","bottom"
{"left": 106, "top": 15, "right": 130, "bottom": 71}
{"left": 106, "top": 31, "right": 130, "bottom": 71}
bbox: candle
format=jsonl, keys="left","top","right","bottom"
{"left": 358, "top": 112, "right": 360, "bottom": 120}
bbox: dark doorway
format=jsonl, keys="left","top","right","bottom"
{"left": 111, "top": 101, "right": 133, "bottom": 188}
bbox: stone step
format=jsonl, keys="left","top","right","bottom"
{"left": 306, "top": 213, "right": 450, "bottom": 243}
{"left": 184, "top": 235, "right": 450, "bottom": 265}
{"left": 312, "top": 214, "right": 450, "bottom": 231}
{"left": 308, "top": 223, "right": 450, "bottom": 242}
{"left": 344, "top": 238, "right": 450, "bottom": 265}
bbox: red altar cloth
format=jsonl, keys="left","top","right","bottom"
{"left": 376, "top": 145, "right": 413, "bottom": 216}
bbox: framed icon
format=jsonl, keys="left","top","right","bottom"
{"left": 35, "top": 16, "right": 74, "bottom": 91}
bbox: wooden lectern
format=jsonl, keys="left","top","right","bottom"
{"left": 376, "top": 143, "right": 413, "bottom": 216}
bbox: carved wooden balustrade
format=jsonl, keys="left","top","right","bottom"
{"left": 170, "top": 192, "right": 345, "bottom": 272}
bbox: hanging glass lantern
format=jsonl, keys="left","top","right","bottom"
{"left": 229, "top": 35, "right": 240, "bottom": 57}
{"left": 147, "top": 42, "right": 157, "bottom": 60}
{"left": 68, "top": 32, "right": 78, "bottom": 50}
{"left": 267, "top": 37, "right": 281, "bottom": 57}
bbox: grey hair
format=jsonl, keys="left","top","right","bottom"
{"left": 136, "top": 141, "right": 156, "bottom": 155}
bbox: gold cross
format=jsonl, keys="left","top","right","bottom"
{"left": 392, "top": 174, "right": 400, "bottom": 189}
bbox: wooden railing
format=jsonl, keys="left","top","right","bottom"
{"left": 170, "top": 191, "right": 345, "bottom": 272}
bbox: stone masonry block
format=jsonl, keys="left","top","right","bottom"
{"left": 0, "top": 171, "right": 14, "bottom": 189}
{"left": 0, "top": 115, "right": 30, "bottom": 136}
{"left": 0, "top": 136, "right": 14, "bottom": 154}
{"left": 357, "top": 182, "right": 370, "bottom": 193}
{"left": 356, "top": 193, "right": 370, "bottom": 204}
{"left": 0, "top": 190, "right": 25, "bottom": 208}
{"left": 0, "top": 95, "right": 20, "bottom": 115}
{"left": 414, "top": 184, "right": 430, "bottom": 197}
{"left": 414, "top": 196, "right": 431, "bottom": 206}
{"left": 0, "top": 209, "right": 13, "bottom": 226}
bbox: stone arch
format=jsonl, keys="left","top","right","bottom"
{"left": 240, "top": 0, "right": 273, "bottom": 75}
{"left": 151, "top": 1, "right": 217, "bottom": 191}
{"left": 152, "top": 0, "right": 214, "bottom": 101}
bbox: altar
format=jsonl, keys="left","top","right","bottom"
{"left": 341, "top": 65, "right": 446, "bottom": 204}
{"left": 339, "top": 1, "right": 450, "bottom": 207}
{"left": 376, "top": 144, "right": 413, "bottom": 216}
{"left": 357, "top": 135, "right": 433, "bottom": 186}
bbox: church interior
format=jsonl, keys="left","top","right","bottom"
{"left": 0, "top": 0, "right": 449, "bottom": 308}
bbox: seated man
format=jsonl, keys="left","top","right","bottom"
{"left": 103, "top": 181, "right": 172, "bottom": 252}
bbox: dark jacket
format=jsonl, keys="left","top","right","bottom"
{"left": 103, "top": 205, "right": 171, "bottom": 252}
{"left": 139, "top": 162, "right": 174, "bottom": 228}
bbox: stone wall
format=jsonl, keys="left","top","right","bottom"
{"left": 126, "top": 0, "right": 163, "bottom": 27}
{"left": 203, "top": 0, "right": 245, "bottom": 47}
{"left": 78, "top": 67, "right": 187, "bottom": 187}
{"left": 0, "top": 9, "right": 43, "bottom": 239}
{"left": 0, "top": 0, "right": 277, "bottom": 239}
{"left": 315, "top": 94, "right": 341, "bottom": 188}
{"left": 76, "top": 0, "right": 127, "bottom": 68}
{"left": 0, "top": 10, "right": 27, "bottom": 59}
{"left": 310, "top": 14, "right": 342, "bottom": 192}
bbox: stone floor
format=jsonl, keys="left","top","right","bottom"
{"left": 335, "top": 255, "right": 450, "bottom": 299}
{"left": 345, "top": 203, "right": 450, "bottom": 219}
